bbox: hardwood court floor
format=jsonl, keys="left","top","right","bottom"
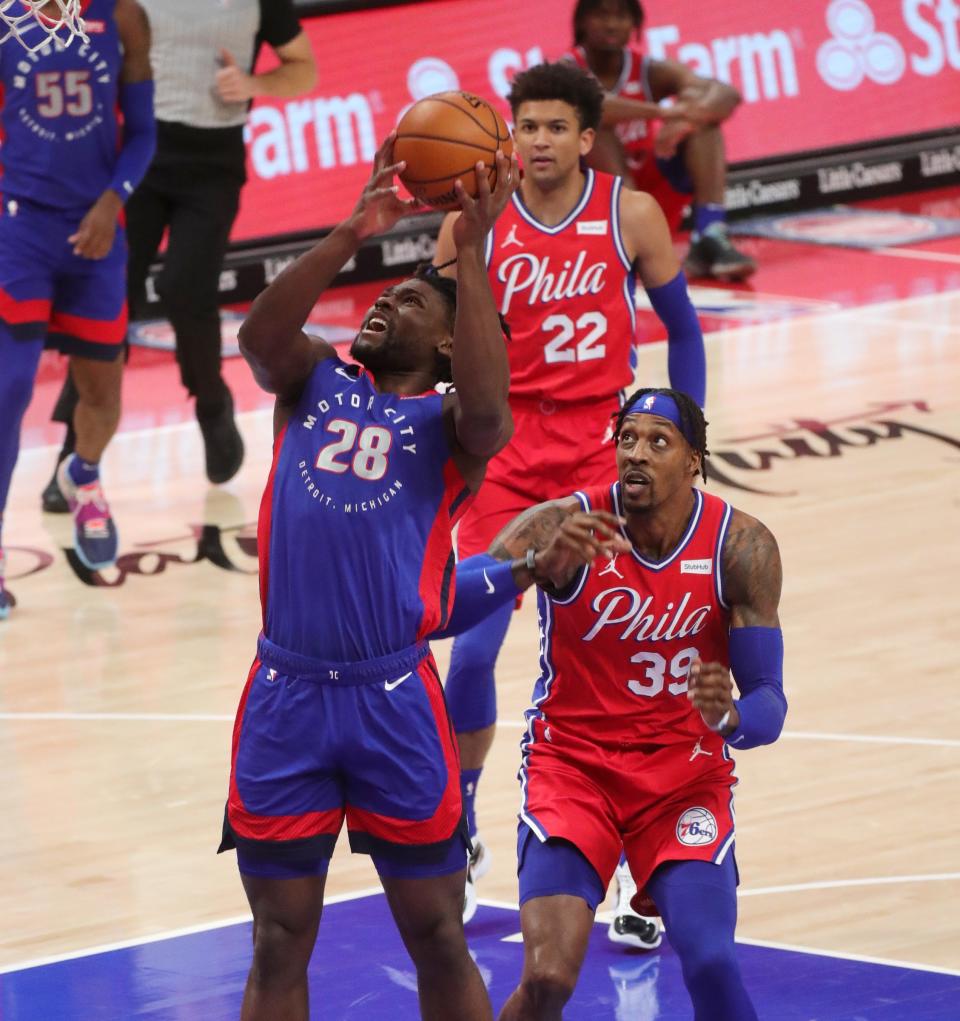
{"left": 1, "top": 235, "right": 959, "bottom": 982}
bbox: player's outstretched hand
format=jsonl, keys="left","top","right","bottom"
{"left": 68, "top": 191, "right": 122, "bottom": 259}
{"left": 535, "top": 510, "right": 631, "bottom": 589}
{"left": 348, "top": 133, "right": 420, "bottom": 241}
{"left": 451, "top": 150, "right": 519, "bottom": 251}
{"left": 687, "top": 658, "right": 736, "bottom": 733}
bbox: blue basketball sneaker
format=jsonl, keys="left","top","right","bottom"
{"left": 57, "top": 456, "right": 118, "bottom": 571}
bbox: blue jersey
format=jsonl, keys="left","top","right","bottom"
{"left": 0, "top": 0, "right": 122, "bottom": 213}
{"left": 258, "top": 356, "right": 473, "bottom": 662}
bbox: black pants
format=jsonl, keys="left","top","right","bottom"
{"left": 54, "top": 120, "right": 245, "bottom": 428}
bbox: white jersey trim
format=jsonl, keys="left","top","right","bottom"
{"left": 510, "top": 168, "right": 596, "bottom": 236}
{"left": 714, "top": 500, "right": 733, "bottom": 610}
{"left": 614, "top": 484, "right": 704, "bottom": 571}
{"left": 550, "top": 490, "right": 592, "bottom": 606}
{"left": 609, "top": 175, "right": 634, "bottom": 273}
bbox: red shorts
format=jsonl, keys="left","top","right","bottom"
{"left": 457, "top": 397, "right": 620, "bottom": 559}
{"left": 519, "top": 717, "right": 737, "bottom": 916}
{"left": 629, "top": 154, "right": 691, "bottom": 234}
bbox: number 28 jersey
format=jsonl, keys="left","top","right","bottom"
{"left": 531, "top": 483, "right": 733, "bottom": 746}
{"left": 483, "top": 169, "right": 637, "bottom": 404}
{"left": 257, "top": 356, "right": 471, "bottom": 663}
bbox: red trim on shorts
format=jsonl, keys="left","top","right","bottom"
{"left": 257, "top": 424, "right": 288, "bottom": 629}
{"left": 346, "top": 658, "right": 462, "bottom": 846}
{"left": 49, "top": 306, "right": 128, "bottom": 345}
{"left": 227, "top": 656, "right": 343, "bottom": 842}
{"left": 0, "top": 286, "right": 51, "bottom": 324}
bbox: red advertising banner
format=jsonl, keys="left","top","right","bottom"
{"left": 234, "top": 0, "right": 960, "bottom": 241}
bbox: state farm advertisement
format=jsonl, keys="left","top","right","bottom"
{"left": 233, "top": 0, "right": 960, "bottom": 241}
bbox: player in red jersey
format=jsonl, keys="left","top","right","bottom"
{"left": 432, "top": 60, "right": 704, "bottom": 928}
{"left": 484, "top": 387, "right": 786, "bottom": 1021}
{"left": 567, "top": 0, "right": 756, "bottom": 281}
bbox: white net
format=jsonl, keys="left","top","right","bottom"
{"left": 0, "top": 0, "right": 87, "bottom": 52}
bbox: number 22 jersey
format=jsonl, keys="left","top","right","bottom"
{"left": 483, "top": 168, "right": 637, "bottom": 405}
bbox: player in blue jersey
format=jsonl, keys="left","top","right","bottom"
{"left": 218, "top": 136, "right": 520, "bottom": 1020}
{"left": 0, "top": 0, "right": 155, "bottom": 616}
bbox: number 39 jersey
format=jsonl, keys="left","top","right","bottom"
{"left": 0, "top": 0, "right": 123, "bottom": 213}
{"left": 257, "top": 356, "right": 472, "bottom": 663}
{"left": 531, "top": 483, "right": 733, "bottom": 746}
{"left": 483, "top": 169, "right": 636, "bottom": 404}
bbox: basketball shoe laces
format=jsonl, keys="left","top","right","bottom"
{"left": 72, "top": 480, "right": 111, "bottom": 538}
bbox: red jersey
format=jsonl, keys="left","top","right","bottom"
{"left": 484, "top": 168, "right": 636, "bottom": 404}
{"left": 567, "top": 44, "right": 658, "bottom": 180}
{"left": 530, "top": 483, "right": 732, "bottom": 746}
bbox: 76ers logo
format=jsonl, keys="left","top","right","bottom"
{"left": 676, "top": 807, "right": 718, "bottom": 846}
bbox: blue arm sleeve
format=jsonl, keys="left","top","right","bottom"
{"left": 109, "top": 80, "right": 156, "bottom": 201}
{"left": 645, "top": 271, "right": 706, "bottom": 408}
{"left": 429, "top": 554, "right": 522, "bottom": 640}
{"left": 725, "top": 626, "right": 787, "bottom": 749}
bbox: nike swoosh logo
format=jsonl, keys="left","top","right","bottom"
{"left": 483, "top": 569, "right": 495, "bottom": 595}
{"left": 384, "top": 671, "right": 412, "bottom": 691}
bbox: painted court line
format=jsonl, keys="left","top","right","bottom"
{"left": 0, "top": 887, "right": 383, "bottom": 974}
{"left": 875, "top": 247, "right": 960, "bottom": 265}
{"left": 739, "top": 873, "right": 960, "bottom": 897}
{"left": 736, "top": 936, "right": 960, "bottom": 978}
{"left": 4, "top": 713, "right": 959, "bottom": 751}
{"left": 4, "top": 712, "right": 959, "bottom": 752}
{"left": 494, "top": 719, "right": 960, "bottom": 748}
{"left": 0, "top": 711, "right": 234, "bottom": 722}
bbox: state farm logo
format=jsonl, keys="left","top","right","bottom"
{"left": 246, "top": 44, "right": 540, "bottom": 181}
{"left": 817, "top": 0, "right": 906, "bottom": 89}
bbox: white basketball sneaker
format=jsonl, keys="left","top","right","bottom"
{"left": 607, "top": 861, "right": 662, "bottom": 950}
{"left": 462, "top": 835, "right": 491, "bottom": 925}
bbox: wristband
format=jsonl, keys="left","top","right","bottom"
{"left": 525, "top": 547, "right": 537, "bottom": 572}
{"left": 711, "top": 708, "right": 732, "bottom": 733}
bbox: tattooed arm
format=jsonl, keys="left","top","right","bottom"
{"left": 488, "top": 498, "right": 630, "bottom": 591}
{"left": 687, "top": 508, "right": 787, "bottom": 743}
{"left": 722, "top": 510, "right": 783, "bottom": 629}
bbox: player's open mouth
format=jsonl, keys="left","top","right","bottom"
{"left": 623, "top": 471, "right": 651, "bottom": 494}
{"left": 361, "top": 315, "right": 389, "bottom": 335}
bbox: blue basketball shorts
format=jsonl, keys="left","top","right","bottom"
{"left": 219, "top": 635, "right": 469, "bottom": 878}
{"left": 0, "top": 196, "right": 127, "bottom": 360}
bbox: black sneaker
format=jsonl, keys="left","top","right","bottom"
{"left": 41, "top": 445, "right": 74, "bottom": 514}
{"left": 684, "top": 227, "right": 757, "bottom": 282}
{"left": 197, "top": 391, "right": 244, "bottom": 485}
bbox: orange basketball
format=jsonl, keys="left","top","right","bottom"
{"left": 394, "top": 91, "right": 513, "bottom": 210}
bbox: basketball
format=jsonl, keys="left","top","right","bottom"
{"left": 394, "top": 91, "right": 513, "bottom": 210}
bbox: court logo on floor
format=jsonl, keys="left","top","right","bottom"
{"left": 729, "top": 206, "right": 960, "bottom": 249}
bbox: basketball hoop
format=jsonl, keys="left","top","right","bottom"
{"left": 0, "top": 0, "right": 88, "bottom": 53}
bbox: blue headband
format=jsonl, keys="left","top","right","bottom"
{"left": 621, "top": 392, "right": 696, "bottom": 447}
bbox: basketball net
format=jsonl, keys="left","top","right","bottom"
{"left": 0, "top": 0, "right": 88, "bottom": 53}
